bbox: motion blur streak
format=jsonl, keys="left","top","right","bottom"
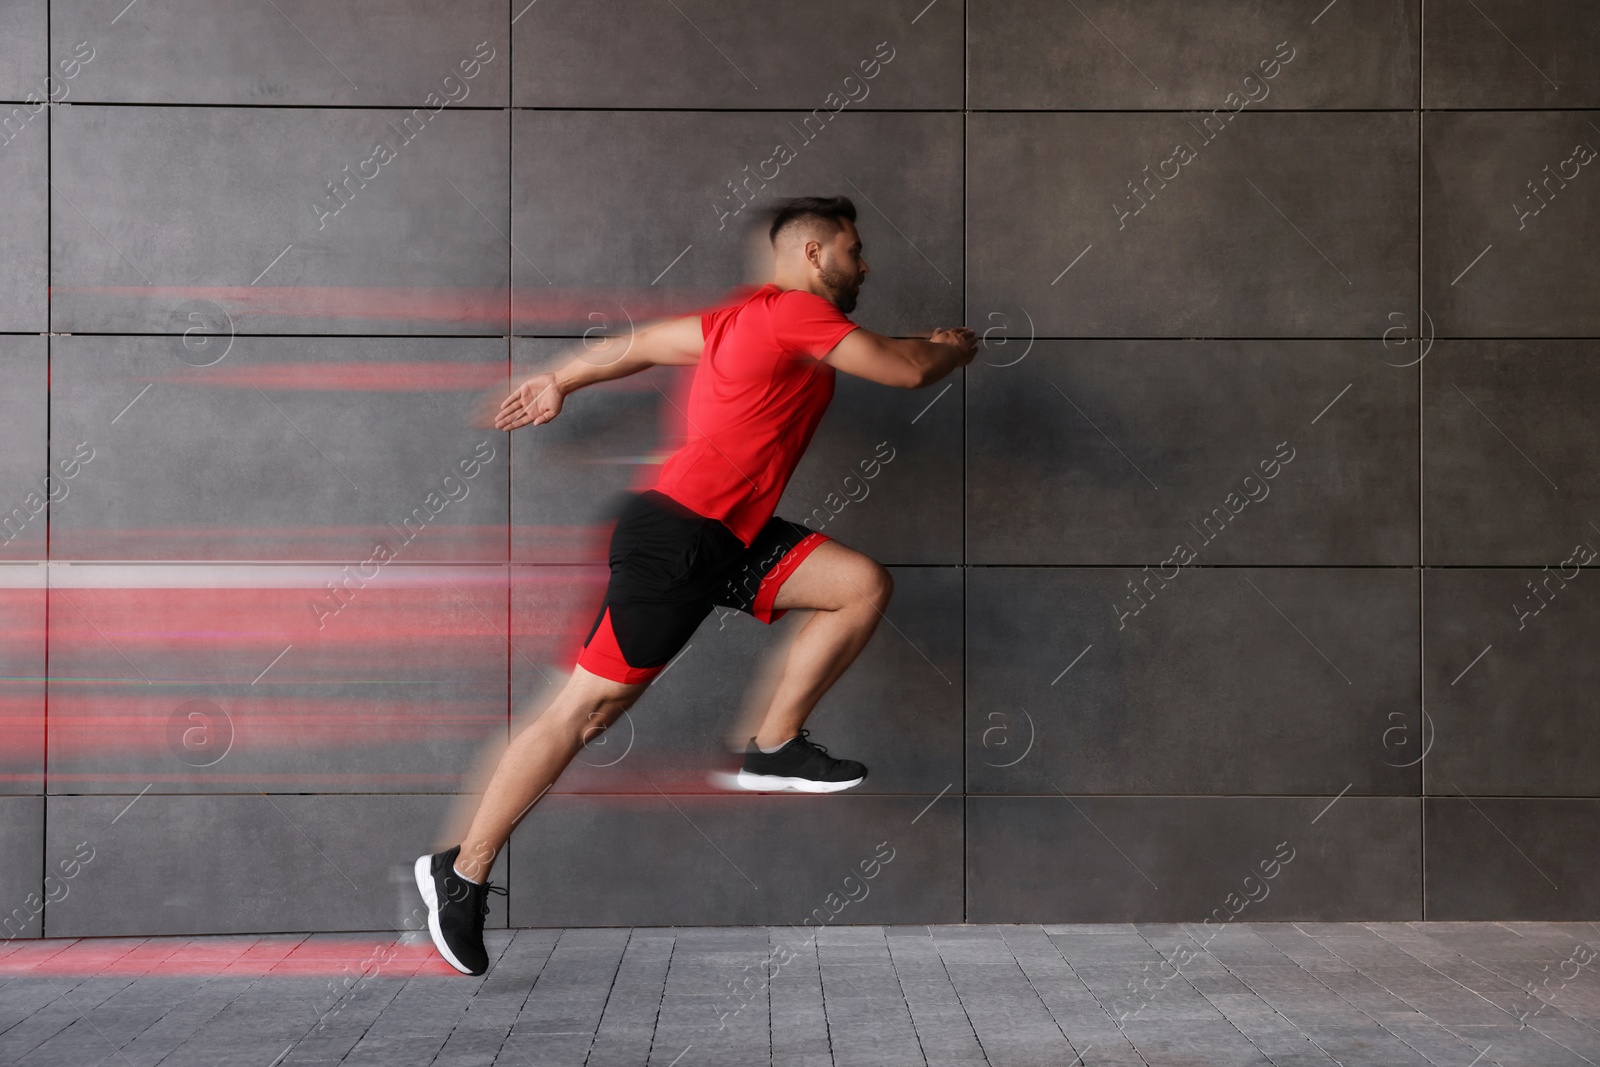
{"left": 148, "top": 361, "right": 510, "bottom": 391}
{"left": 142, "top": 364, "right": 672, "bottom": 392}
{"left": 0, "top": 575, "right": 611, "bottom": 779}
{"left": 50, "top": 527, "right": 604, "bottom": 561}
{"left": 0, "top": 936, "right": 456, "bottom": 978}
{"left": 53, "top": 284, "right": 742, "bottom": 328}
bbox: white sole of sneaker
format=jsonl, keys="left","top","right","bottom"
{"left": 413, "top": 853, "right": 474, "bottom": 976}
{"left": 707, "top": 770, "right": 745, "bottom": 791}
{"left": 733, "top": 771, "right": 865, "bottom": 793}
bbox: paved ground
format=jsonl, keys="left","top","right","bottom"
{"left": 3, "top": 922, "right": 1600, "bottom": 1066}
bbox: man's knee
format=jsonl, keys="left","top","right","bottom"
{"left": 855, "top": 560, "right": 892, "bottom": 610}
{"left": 581, "top": 688, "right": 641, "bottom": 725}
{"left": 549, "top": 671, "right": 645, "bottom": 730}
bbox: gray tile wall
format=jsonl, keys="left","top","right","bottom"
{"left": 7, "top": 1, "right": 1595, "bottom": 936}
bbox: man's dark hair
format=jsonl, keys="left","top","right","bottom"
{"left": 768, "top": 196, "right": 857, "bottom": 247}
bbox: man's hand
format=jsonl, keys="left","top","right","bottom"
{"left": 494, "top": 371, "right": 564, "bottom": 430}
{"left": 930, "top": 326, "right": 978, "bottom": 365}
{"left": 476, "top": 314, "right": 704, "bottom": 431}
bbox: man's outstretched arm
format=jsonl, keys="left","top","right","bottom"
{"left": 494, "top": 314, "right": 704, "bottom": 430}
{"left": 821, "top": 326, "right": 977, "bottom": 389}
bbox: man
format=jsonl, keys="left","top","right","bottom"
{"left": 415, "top": 196, "right": 976, "bottom": 976}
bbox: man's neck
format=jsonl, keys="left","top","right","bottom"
{"left": 769, "top": 274, "right": 824, "bottom": 298}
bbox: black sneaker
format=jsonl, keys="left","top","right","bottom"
{"left": 735, "top": 730, "right": 867, "bottom": 793}
{"left": 413, "top": 844, "right": 506, "bottom": 976}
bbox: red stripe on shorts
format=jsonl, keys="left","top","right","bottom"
{"left": 575, "top": 605, "right": 664, "bottom": 684}
{"left": 751, "top": 532, "right": 829, "bottom": 624}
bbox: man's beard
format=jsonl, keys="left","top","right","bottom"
{"left": 820, "top": 262, "right": 860, "bottom": 314}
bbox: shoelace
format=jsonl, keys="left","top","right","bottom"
{"left": 790, "top": 729, "right": 851, "bottom": 764}
{"left": 464, "top": 882, "right": 508, "bottom": 934}
{"left": 790, "top": 729, "right": 836, "bottom": 760}
{"left": 477, "top": 882, "right": 507, "bottom": 917}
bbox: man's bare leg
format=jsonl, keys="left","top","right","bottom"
{"left": 750, "top": 540, "right": 893, "bottom": 749}
{"left": 452, "top": 541, "right": 886, "bottom": 880}
{"left": 452, "top": 665, "right": 648, "bottom": 883}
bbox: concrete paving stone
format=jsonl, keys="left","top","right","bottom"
{"left": 587, "top": 936, "right": 675, "bottom": 1062}
{"left": 430, "top": 1025, "right": 518, "bottom": 1067}
{"left": 1297, "top": 939, "right": 1424, "bottom": 971}
{"left": 1125, "top": 995, "right": 1234, "bottom": 1023}
{"left": 15, "top": 1017, "right": 134, "bottom": 1067}
{"left": 160, "top": 1011, "right": 319, "bottom": 1067}
{"left": 1506, "top": 1013, "right": 1600, "bottom": 1061}
{"left": 931, "top": 938, "right": 1018, "bottom": 965}
{"left": 6, "top": 924, "right": 1596, "bottom": 1065}
{"left": 1364, "top": 1015, "right": 1504, "bottom": 1067}
{"left": 0, "top": 979, "right": 88, "bottom": 1037}
{"left": 1120, "top": 1017, "right": 1277, "bottom": 1065}
{"left": 338, "top": 1010, "right": 470, "bottom": 1066}
{"left": 1446, "top": 1021, "right": 1599, "bottom": 1067}
{"left": 1079, "top": 1047, "right": 1153, "bottom": 1067}
{"left": 996, "top": 924, "right": 1070, "bottom": 952}
{"left": 1203, "top": 1004, "right": 1345, "bottom": 1065}
{"left": 1043, "top": 924, "right": 1140, "bottom": 937}
{"left": 813, "top": 925, "right": 889, "bottom": 945}
{"left": 816, "top": 960, "right": 923, "bottom": 1064}
{"left": 930, "top": 925, "right": 1008, "bottom": 939}
{"left": 1046, "top": 932, "right": 1168, "bottom": 964}
{"left": 1365, "top": 962, "right": 1535, "bottom": 1026}
{"left": 1187, "top": 971, "right": 1254, "bottom": 995}
{"left": 112, "top": 974, "right": 272, "bottom": 1066}
{"left": 1225, "top": 964, "right": 1336, "bottom": 993}
{"left": 1307, "top": 969, "right": 1424, "bottom": 1014}
{"left": 18, "top": 979, "right": 195, "bottom": 1061}
{"left": 770, "top": 942, "right": 831, "bottom": 1067}
{"left": 893, "top": 985, "right": 988, "bottom": 1065}
{"left": 885, "top": 937, "right": 961, "bottom": 975}
{"left": 1250, "top": 925, "right": 1344, "bottom": 960}
{"left": 1243, "top": 1018, "right": 1445, "bottom": 1067}
{"left": 939, "top": 967, "right": 1079, "bottom": 1065}
{"left": 495, "top": 1031, "right": 599, "bottom": 1067}
{"left": 818, "top": 949, "right": 900, "bottom": 971}
{"left": 1203, "top": 990, "right": 1282, "bottom": 1013}
{"left": 428, "top": 956, "right": 561, "bottom": 1061}
{"left": 340, "top": 1034, "right": 458, "bottom": 1067}
{"left": 0, "top": 977, "right": 144, "bottom": 1063}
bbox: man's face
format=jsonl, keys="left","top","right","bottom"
{"left": 817, "top": 220, "right": 868, "bottom": 314}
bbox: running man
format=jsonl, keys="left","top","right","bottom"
{"left": 416, "top": 196, "right": 976, "bottom": 975}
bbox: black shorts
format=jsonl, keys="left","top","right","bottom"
{"left": 574, "top": 490, "right": 830, "bottom": 683}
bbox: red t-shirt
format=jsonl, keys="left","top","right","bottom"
{"left": 651, "top": 282, "right": 859, "bottom": 545}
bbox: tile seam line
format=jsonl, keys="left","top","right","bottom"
{"left": 577, "top": 927, "right": 631, "bottom": 1067}
{"left": 878, "top": 926, "right": 933, "bottom": 1066}
{"left": 42, "top": 0, "right": 53, "bottom": 939}
{"left": 961, "top": 0, "right": 970, "bottom": 926}
{"left": 639, "top": 934, "right": 674, "bottom": 1067}
{"left": 1418, "top": 1, "right": 1428, "bottom": 922}
{"left": 504, "top": 0, "right": 516, "bottom": 909}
